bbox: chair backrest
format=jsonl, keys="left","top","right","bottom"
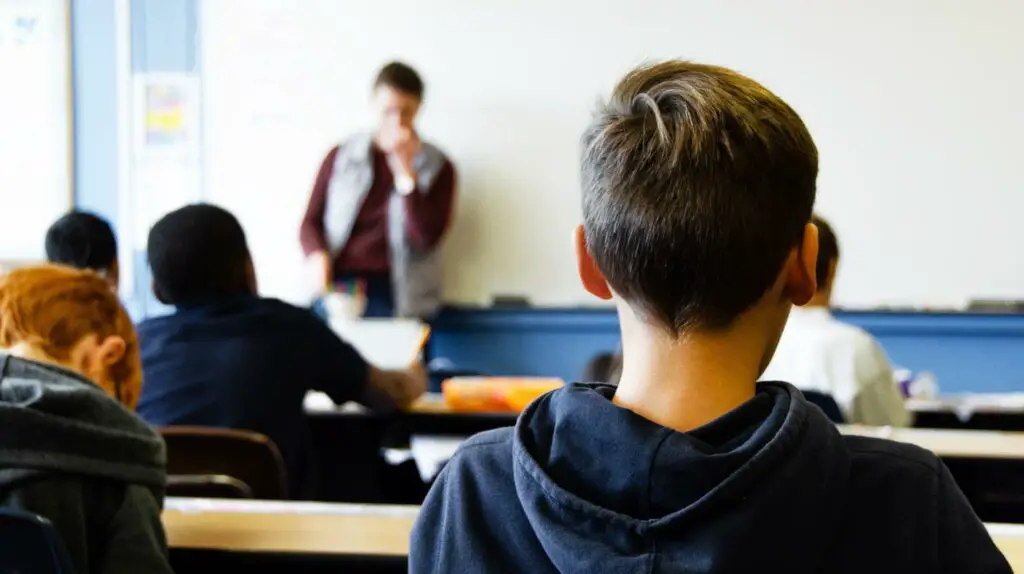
{"left": 165, "top": 474, "right": 254, "bottom": 499}
{"left": 159, "top": 426, "right": 288, "bottom": 499}
{"left": 802, "top": 390, "right": 845, "bottom": 423}
{"left": 0, "top": 508, "right": 76, "bottom": 574}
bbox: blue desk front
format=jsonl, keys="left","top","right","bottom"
{"left": 428, "top": 307, "right": 1024, "bottom": 394}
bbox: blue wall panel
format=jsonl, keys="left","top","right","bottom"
{"left": 70, "top": 0, "right": 117, "bottom": 217}
{"left": 429, "top": 307, "right": 1024, "bottom": 394}
{"left": 130, "top": 0, "right": 198, "bottom": 73}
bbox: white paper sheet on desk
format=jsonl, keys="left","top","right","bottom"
{"left": 328, "top": 318, "right": 429, "bottom": 370}
{"left": 303, "top": 391, "right": 371, "bottom": 412}
{"left": 410, "top": 435, "right": 464, "bottom": 481}
{"left": 908, "top": 393, "right": 1024, "bottom": 422}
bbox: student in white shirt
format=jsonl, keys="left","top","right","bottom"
{"left": 762, "top": 215, "right": 911, "bottom": 426}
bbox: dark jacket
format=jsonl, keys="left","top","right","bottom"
{"left": 0, "top": 354, "right": 171, "bottom": 574}
{"left": 136, "top": 295, "right": 369, "bottom": 497}
{"left": 411, "top": 382, "right": 1010, "bottom": 573}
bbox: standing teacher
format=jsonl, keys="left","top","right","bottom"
{"left": 300, "top": 62, "right": 457, "bottom": 318}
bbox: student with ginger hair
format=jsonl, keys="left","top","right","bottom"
{"left": 0, "top": 265, "right": 171, "bottom": 574}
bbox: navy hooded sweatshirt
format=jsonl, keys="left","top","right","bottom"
{"left": 410, "top": 382, "right": 1010, "bottom": 573}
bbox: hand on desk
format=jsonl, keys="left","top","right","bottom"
{"left": 364, "top": 363, "right": 427, "bottom": 411}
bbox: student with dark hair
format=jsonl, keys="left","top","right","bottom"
{"left": 136, "top": 204, "right": 426, "bottom": 497}
{"left": 300, "top": 61, "right": 457, "bottom": 319}
{"left": 580, "top": 350, "right": 622, "bottom": 385}
{"left": 44, "top": 211, "right": 119, "bottom": 290}
{"left": 762, "top": 215, "right": 910, "bottom": 426}
{"left": 410, "top": 61, "right": 1008, "bottom": 573}
{"left": 0, "top": 265, "right": 170, "bottom": 574}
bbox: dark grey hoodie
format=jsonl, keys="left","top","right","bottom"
{"left": 412, "top": 382, "right": 1011, "bottom": 573}
{"left": 0, "top": 353, "right": 172, "bottom": 574}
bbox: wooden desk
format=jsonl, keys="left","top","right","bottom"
{"left": 991, "top": 523, "right": 1024, "bottom": 570}
{"left": 307, "top": 393, "right": 1024, "bottom": 520}
{"left": 306, "top": 392, "right": 518, "bottom": 436}
{"left": 163, "top": 498, "right": 417, "bottom": 556}
{"left": 164, "top": 499, "right": 1022, "bottom": 570}
{"left": 840, "top": 426, "right": 1024, "bottom": 460}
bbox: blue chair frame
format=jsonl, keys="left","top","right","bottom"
{"left": 0, "top": 507, "right": 75, "bottom": 573}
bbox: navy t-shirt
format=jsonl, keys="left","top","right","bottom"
{"left": 136, "top": 295, "right": 368, "bottom": 497}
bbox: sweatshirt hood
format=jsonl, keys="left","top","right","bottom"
{"left": 512, "top": 382, "right": 851, "bottom": 573}
{"left": 0, "top": 353, "right": 165, "bottom": 489}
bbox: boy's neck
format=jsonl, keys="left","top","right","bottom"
{"left": 806, "top": 286, "right": 832, "bottom": 308}
{"left": 612, "top": 319, "right": 764, "bottom": 433}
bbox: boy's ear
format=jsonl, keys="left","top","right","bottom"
{"left": 783, "top": 222, "right": 819, "bottom": 306}
{"left": 96, "top": 335, "right": 127, "bottom": 367}
{"left": 574, "top": 225, "right": 613, "bottom": 300}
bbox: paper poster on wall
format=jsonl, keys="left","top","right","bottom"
{"left": 128, "top": 73, "right": 204, "bottom": 253}
{"left": 133, "top": 73, "right": 200, "bottom": 159}
{"left": 144, "top": 83, "right": 187, "bottom": 145}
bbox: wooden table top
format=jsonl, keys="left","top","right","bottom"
{"left": 990, "top": 523, "right": 1024, "bottom": 570}
{"left": 163, "top": 498, "right": 418, "bottom": 556}
{"left": 840, "top": 426, "right": 1024, "bottom": 459}
{"left": 163, "top": 498, "right": 1022, "bottom": 568}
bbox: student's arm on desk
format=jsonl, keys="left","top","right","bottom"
{"left": 936, "top": 463, "right": 1013, "bottom": 573}
{"left": 362, "top": 363, "right": 427, "bottom": 412}
{"left": 305, "top": 315, "right": 426, "bottom": 411}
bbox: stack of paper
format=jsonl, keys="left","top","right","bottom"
{"left": 329, "top": 318, "right": 430, "bottom": 370}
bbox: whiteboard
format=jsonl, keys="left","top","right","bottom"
{"left": 0, "top": 0, "right": 71, "bottom": 262}
{"left": 200, "top": 0, "right": 1024, "bottom": 309}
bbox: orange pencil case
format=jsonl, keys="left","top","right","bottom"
{"left": 442, "top": 377, "right": 564, "bottom": 413}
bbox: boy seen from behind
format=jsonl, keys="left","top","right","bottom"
{"left": 45, "top": 211, "right": 120, "bottom": 291}
{"left": 136, "top": 204, "right": 426, "bottom": 498}
{"left": 410, "top": 61, "right": 1008, "bottom": 573}
{"left": 0, "top": 265, "right": 170, "bottom": 574}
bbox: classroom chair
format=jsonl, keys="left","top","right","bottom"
{"left": 166, "top": 474, "right": 254, "bottom": 499}
{"left": 160, "top": 426, "right": 289, "bottom": 500}
{"left": 0, "top": 507, "right": 76, "bottom": 573}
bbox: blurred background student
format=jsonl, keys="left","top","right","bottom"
{"left": 762, "top": 215, "right": 911, "bottom": 426}
{"left": 0, "top": 265, "right": 170, "bottom": 574}
{"left": 44, "top": 211, "right": 120, "bottom": 291}
{"left": 137, "top": 204, "right": 427, "bottom": 498}
{"left": 300, "top": 62, "right": 457, "bottom": 319}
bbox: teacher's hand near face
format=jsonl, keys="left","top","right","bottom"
{"left": 386, "top": 127, "right": 422, "bottom": 180}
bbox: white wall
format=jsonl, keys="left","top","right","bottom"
{"left": 199, "top": 0, "right": 1024, "bottom": 308}
{"left": 0, "top": 0, "right": 71, "bottom": 262}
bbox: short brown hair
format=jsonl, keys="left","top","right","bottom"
{"left": 374, "top": 61, "right": 424, "bottom": 100}
{"left": 0, "top": 265, "right": 141, "bottom": 408}
{"left": 582, "top": 61, "right": 818, "bottom": 332}
{"left": 812, "top": 215, "right": 840, "bottom": 290}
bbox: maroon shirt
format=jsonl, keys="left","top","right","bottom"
{"left": 299, "top": 144, "right": 457, "bottom": 274}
